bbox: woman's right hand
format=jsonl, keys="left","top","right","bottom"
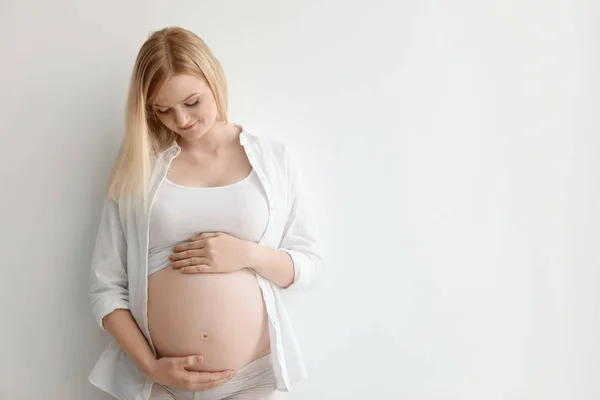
{"left": 146, "top": 355, "right": 235, "bottom": 391}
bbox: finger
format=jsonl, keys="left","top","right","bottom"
{"left": 180, "top": 265, "right": 212, "bottom": 274}
{"left": 179, "top": 355, "right": 204, "bottom": 367}
{"left": 173, "top": 241, "right": 207, "bottom": 253}
{"left": 186, "top": 370, "right": 235, "bottom": 391}
{"left": 189, "top": 232, "right": 221, "bottom": 242}
{"left": 171, "top": 257, "right": 210, "bottom": 269}
{"left": 169, "top": 250, "right": 208, "bottom": 262}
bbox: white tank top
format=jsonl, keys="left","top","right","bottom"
{"left": 147, "top": 169, "right": 269, "bottom": 275}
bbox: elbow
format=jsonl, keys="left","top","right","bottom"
{"left": 282, "top": 249, "right": 323, "bottom": 291}
{"left": 90, "top": 292, "right": 130, "bottom": 330}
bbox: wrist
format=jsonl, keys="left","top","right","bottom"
{"left": 242, "top": 240, "right": 261, "bottom": 271}
{"left": 141, "top": 356, "right": 159, "bottom": 379}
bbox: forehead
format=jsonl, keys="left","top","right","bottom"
{"left": 152, "top": 74, "right": 209, "bottom": 106}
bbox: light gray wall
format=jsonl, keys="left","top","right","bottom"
{"left": 1, "top": 0, "right": 598, "bottom": 399}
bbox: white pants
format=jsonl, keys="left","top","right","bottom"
{"left": 150, "top": 354, "right": 277, "bottom": 400}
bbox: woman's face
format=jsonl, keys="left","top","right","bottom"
{"left": 150, "top": 74, "right": 219, "bottom": 139}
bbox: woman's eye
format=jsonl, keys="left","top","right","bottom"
{"left": 156, "top": 109, "right": 169, "bottom": 114}
{"left": 185, "top": 99, "right": 200, "bottom": 107}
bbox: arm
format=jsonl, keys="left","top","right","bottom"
{"left": 102, "top": 309, "right": 158, "bottom": 375}
{"left": 250, "top": 145, "right": 323, "bottom": 290}
{"left": 90, "top": 200, "right": 130, "bottom": 329}
{"left": 246, "top": 244, "right": 295, "bottom": 288}
{"left": 89, "top": 200, "right": 155, "bottom": 374}
{"left": 91, "top": 201, "right": 236, "bottom": 390}
{"left": 103, "top": 309, "right": 234, "bottom": 389}
{"left": 168, "top": 145, "right": 323, "bottom": 289}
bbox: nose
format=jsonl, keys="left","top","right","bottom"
{"left": 173, "top": 108, "right": 190, "bottom": 128}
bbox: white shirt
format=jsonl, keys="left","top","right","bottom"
{"left": 88, "top": 128, "right": 323, "bottom": 400}
{"left": 148, "top": 169, "right": 269, "bottom": 275}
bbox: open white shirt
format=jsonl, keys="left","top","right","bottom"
{"left": 88, "top": 128, "right": 323, "bottom": 400}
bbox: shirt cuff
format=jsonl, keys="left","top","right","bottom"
{"left": 92, "top": 296, "right": 130, "bottom": 330}
{"left": 279, "top": 249, "right": 312, "bottom": 290}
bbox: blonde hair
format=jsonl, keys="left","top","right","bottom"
{"left": 106, "top": 26, "right": 228, "bottom": 206}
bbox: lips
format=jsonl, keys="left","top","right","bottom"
{"left": 179, "top": 121, "right": 198, "bottom": 131}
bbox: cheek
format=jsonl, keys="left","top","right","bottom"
{"left": 194, "top": 103, "right": 218, "bottom": 122}
{"left": 157, "top": 114, "right": 173, "bottom": 128}
{"left": 203, "top": 101, "right": 220, "bottom": 120}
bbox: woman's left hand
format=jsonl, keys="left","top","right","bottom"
{"left": 169, "top": 232, "right": 251, "bottom": 274}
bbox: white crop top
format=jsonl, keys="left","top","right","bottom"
{"left": 147, "top": 169, "right": 269, "bottom": 275}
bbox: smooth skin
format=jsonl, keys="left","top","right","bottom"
{"left": 169, "top": 231, "right": 296, "bottom": 288}
{"left": 150, "top": 74, "right": 296, "bottom": 290}
{"left": 103, "top": 310, "right": 235, "bottom": 391}
{"left": 103, "top": 73, "right": 295, "bottom": 392}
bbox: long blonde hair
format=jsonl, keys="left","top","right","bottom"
{"left": 107, "top": 26, "right": 228, "bottom": 206}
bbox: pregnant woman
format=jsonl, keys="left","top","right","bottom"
{"left": 88, "top": 26, "right": 322, "bottom": 400}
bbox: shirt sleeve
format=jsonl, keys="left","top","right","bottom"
{"left": 89, "top": 199, "right": 130, "bottom": 329}
{"left": 277, "top": 145, "right": 324, "bottom": 290}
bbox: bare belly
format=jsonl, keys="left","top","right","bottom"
{"left": 148, "top": 267, "right": 271, "bottom": 372}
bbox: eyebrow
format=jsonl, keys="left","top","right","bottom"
{"left": 153, "top": 93, "right": 199, "bottom": 108}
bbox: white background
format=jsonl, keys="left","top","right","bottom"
{"left": 1, "top": 0, "right": 598, "bottom": 399}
